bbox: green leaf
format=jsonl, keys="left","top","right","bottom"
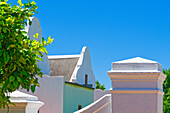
{"left": 0, "top": 2, "right": 7, "bottom": 5}
{"left": 17, "top": 0, "right": 23, "bottom": 6}
{"left": 13, "top": 81, "right": 18, "bottom": 88}
{"left": 6, "top": 55, "right": 9, "bottom": 63}
{"left": 47, "top": 36, "right": 54, "bottom": 45}
{"left": 0, "top": 21, "right": 3, "bottom": 25}
{"left": 6, "top": 17, "right": 12, "bottom": 23}
{"left": 12, "top": 64, "right": 16, "bottom": 72}
{"left": 33, "top": 33, "right": 39, "bottom": 38}
{"left": 38, "top": 72, "right": 43, "bottom": 77}
{"left": 19, "top": 56, "right": 25, "bottom": 63}
{"left": 16, "top": 76, "right": 21, "bottom": 82}
{"left": 3, "top": 28, "right": 7, "bottom": 33}
{"left": 31, "top": 85, "right": 35, "bottom": 93}
{"left": 37, "top": 51, "right": 43, "bottom": 57}
{"left": 0, "top": 42, "right": 2, "bottom": 48}
{"left": 36, "top": 57, "right": 43, "bottom": 62}
{"left": 31, "top": 1, "right": 36, "bottom": 5}
{"left": 0, "top": 35, "right": 3, "bottom": 39}
{"left": 39, "top": 47, "right": 47, "bottom": 54}
{"left": 7, "top": 44, "right": 16, "bottom": 50}
{"left": 9, "top": 76, "right": 15, "bottom": 82}
{"left": 21, "top": 71, "right": 27, "bottom": 75}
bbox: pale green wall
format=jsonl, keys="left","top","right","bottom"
{"left": 63, "top": 83, "right": 94, "bottom": 113}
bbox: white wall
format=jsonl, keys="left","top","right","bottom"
{"left": 70, "top": 47, "right": 96, "bottom": 88}
{"left": 20, "top": 75, "right": 65, "bottom": 113}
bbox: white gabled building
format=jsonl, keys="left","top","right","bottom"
{"left": 48, "top": 46, "right": 96, "bottom": 88}
{"left": 25, "top": 17, "right": 96, "bottom": 88}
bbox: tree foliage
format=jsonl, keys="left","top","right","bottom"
{"left": 163, "top": 68, "right": 170, "bottom": 113}
{"left": 96, "top": 80, "right": 106, "bottom": 91}
{"left": 0, "top": 0, "right": 53, "bottom": 109}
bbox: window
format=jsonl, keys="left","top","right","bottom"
{"left": 85, "top": 74, "right": 88, "bottom": 85}
{"left": 78, "top": 105, "right": 82, "bottom": 110}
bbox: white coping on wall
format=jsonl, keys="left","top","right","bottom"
{"left": 48, "top": 55, "right": 80, "bottom": 59}
{"left": 114, "top": 57, "right": 157, "bottom": 63}
{"left": 94, "top": 89, "right": 111, "bottom": 101}
{"left": 111, "top": 57, "right": 162, "bottom": 72}
{"left": 9, "top": 90, "right": 38, "bottom": 102}
{"left": 74, "top": 94, "right": 111, "bottom": 113}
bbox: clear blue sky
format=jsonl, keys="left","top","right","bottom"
{"left": 11, "top": 0, "right": 170, "bottom": 89}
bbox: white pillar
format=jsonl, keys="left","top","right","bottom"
{"left": 26, "top": 101, "right": 44, "bottom": 113}
{"left": 107, "top": 57, "right": 166, "bottom": 113}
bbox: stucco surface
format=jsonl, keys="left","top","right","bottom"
{"left": 64, "top": 83, "right": 94, "bottom": 113}
{"left": 112, "top": 93, "right": 158, "bottom": 113}
{"left": 19, "top": 75, "right": 64, "bottom": 113}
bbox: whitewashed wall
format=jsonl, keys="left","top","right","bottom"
{"left": 19, "top": 76, "right": 65, "bottom": 113}
{"left": 70, "top": 47, "right": 96, "bottom": 88}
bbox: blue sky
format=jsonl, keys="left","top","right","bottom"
{"left": 11, "top": 0, "right": 170, "bottom": 89}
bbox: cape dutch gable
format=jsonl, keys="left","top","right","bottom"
{"left": 48, "top": 46, "right": 96, "bottom": 88}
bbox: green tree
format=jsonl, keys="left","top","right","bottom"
{"left": 96, "top": 80, "right": 106, "bottom": 91}
{"left": 0, "top": 0, "right": 53, "bottom": 109}
{"left": 163, "top": 68, "right": 170, "bottom": 113}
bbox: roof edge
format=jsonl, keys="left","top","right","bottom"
{"left": 113, "top": 57, "right": 158, "bottom": 64}
{"left": 48, "top": 55, "right": 80, "bottom": 59}
{"left": 65, "top": 81, "right": 94, "bottom": 90}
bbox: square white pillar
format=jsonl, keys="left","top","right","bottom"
{"left": 107, "top": 57, "right": 166, "bottom": 113}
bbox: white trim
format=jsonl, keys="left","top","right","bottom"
{"left": 114, "top": 57, "right": 158, "bottom": 63}
{"left": 48, "top": 55, "right": 80, "bottom": 59}
{"left": 9, "top": 90, "right": 38, "bottom": 101}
